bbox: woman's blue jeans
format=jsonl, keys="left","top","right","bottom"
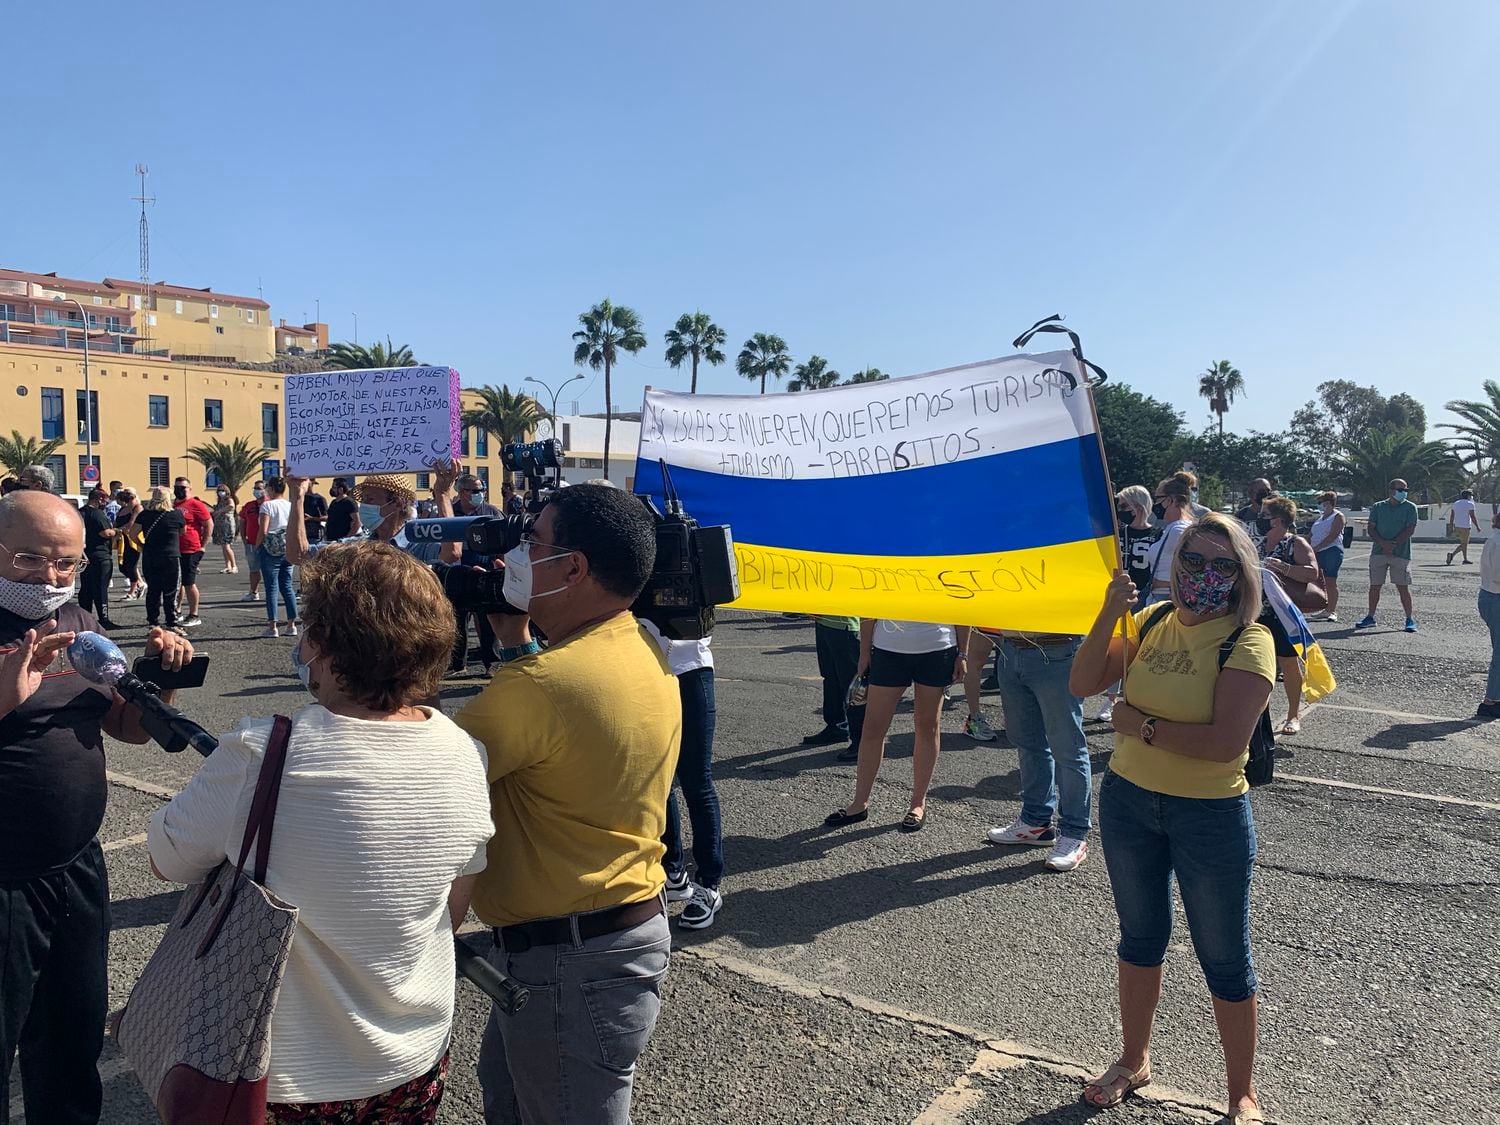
{"left": 663, "top": 667, "right": 724, "bottom": 889}
{"left": 259, "top": 552, "right": 298, "bottom": 623}
{"left": 1479, "top": 590, "right": 1500, "bottom": 700}
{"left": 1100, "top": 770, "right": 1258, "bottom": 1002}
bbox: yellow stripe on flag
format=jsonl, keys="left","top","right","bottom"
{"left": 728, "top": 535, "right": 1118, "bottom": 633}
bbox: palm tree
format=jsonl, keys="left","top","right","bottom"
{"left": 787, "top": 355, "right": 841, "bottom": 393}
{"left": 1197, "top": 360, "right": 1245, "bottom": 437}
{"left": 326, "top": 338, "right": 419, "bottom": 370}
{"left": 186, "top": 436, "right": 271, "bottom": 499}
{"left": 0, "top": 431, "right": 65, "bottom": 475}
{"left": 845, "top": 367, "right": 889, "bottom": 384}
{"left": 1442, "top": 380, "right": 1500, "bottom": 498}
{"left": 663, "top": 312, "right": 727, "bottom": 395}
{"left": 736, "top": 333, "right": 792, "bottom": 395}
{"left": 1333, "top": 429, "right": 1464, "bottom": 507}
{"left": 573, "top": 299, "right": 647, "bottom": 479}
{"left": 462, "top": 385, "right": 550, "bottom": 451}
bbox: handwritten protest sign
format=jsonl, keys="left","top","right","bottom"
{"left": 284, "top": 366, "right": 461, "bottom": 476}
{"left": 631, "top": 351, "right": 1117, "bottom": 631}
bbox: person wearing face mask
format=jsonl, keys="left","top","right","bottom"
{"left": 77, "top": 488, "right": 120, "bottom": 629}
{"left": 239, "top": 484, "right": 266, "bottom": 603}
{"left": 1143, "top": 473, "right": 1196, "bottom": 605}
{"left": 124, "top": 486, "right": 188, "bottom": 630}
{"left": 0, "top": 489, "right": 193, "bottom": 1123}
{"left": 211, "top": 485, "right": 239, "bottom": 575}
{"left": 1475, "top": 507, "right": 1500, "bottom": 719}
{"left": 1307, "top": 491, "right": 1346, "bottom": 621}
{"left": 1069, "top": 513, "right": 1273, "bottom": 1122}
{"left": 146, "top": 542, "right": 492, "bottom": 1120}
{"left": 283, "top": 464, "right": 456, "bottom": 567}
{"left": 1357, "top": 478, "right": 1420, "bottom": 632}
{"left": 1234, "top": 478, "right": 1274, "bottom": 551}
{"left": 324, "top": 478, "right": 361, "bottom": 542}
{"left": 1259, "top": 497, "right": 1320, "bottom": 735}
{"left": 171, "top": 477, "right": 212, "bottom": 629}
{"left": 454, "top": 482, "right": 680, "bottom": 1125}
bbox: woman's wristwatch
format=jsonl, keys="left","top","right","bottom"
{"left": 1140, "top": 716, "right": 1159, "bottom": 744}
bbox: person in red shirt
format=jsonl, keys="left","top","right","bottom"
{"left": 172, "top": 478, "right": 213, "bottom": 628}
{"left": 239, "top": 488, "right": 264, "bottom": 601}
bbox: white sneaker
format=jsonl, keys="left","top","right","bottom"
{"left": 1325, "top": 613, "right": 1338, "bottom": 623}
{"left": 986, "top": 818, "right": 1056, "bottom": 846}
{"left": 664, "top": 869, "right": 693, "bottom": 902}
{"left": 241, "top": 591, "right": 259, "bottom": 601}
{"left": 678, "top": 883, "right": 722, "bottom": 930}
{"left": 1097, "top": 701, "right": 1115, "bottom": 723}
{"left": 1044, "top": 836, "right": 1088, "bottom": 872}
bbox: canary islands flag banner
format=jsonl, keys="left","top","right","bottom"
{"left": 633, "top": 350, "right": 1117, "bottom": 633}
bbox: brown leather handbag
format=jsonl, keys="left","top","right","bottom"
{"left": 115, "top": 715, "right": 299, "bottom": 1124}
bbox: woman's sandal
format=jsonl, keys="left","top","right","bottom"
{"left": 900, "top": 809, "right": 926, "bottom": 833}
{"left": 1228, "top": 1105, "right": 1264, "bottom": 1124}
{"left": 1081, "top": 1061, "right": 1151, "bottom": 1108}
{"left": 824, "top": 807, "right": 869, "bottom": 827}
{"left": 1279, "top": 717, "right": 1301, "bottom": 735}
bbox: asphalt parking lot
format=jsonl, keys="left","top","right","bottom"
{"left": 12, "top": 540, "right": 1499, "bottom": 1124}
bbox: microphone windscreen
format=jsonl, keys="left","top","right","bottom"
{"left": 68, "top": 631, "right": 129, "bottom": 686}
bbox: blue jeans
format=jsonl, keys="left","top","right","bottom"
{"left": 1479, "top": 590, "right": 1500, "bottom": 700}
{"left": 663, "top": 668, "right": 723, "bottom": 888}
{"left": 1099, "top": 770, "right": 1258, "bottom": 1002}
{"left": 259, "top": 551, "right": 298, "bottom": 623}
{"left": 994, "top": 639, "right": 1091, "bottom": 838}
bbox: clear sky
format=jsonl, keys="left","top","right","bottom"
{"left": 5, "top": 1, "right": 1496, "bottom": 433}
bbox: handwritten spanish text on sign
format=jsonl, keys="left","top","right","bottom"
{"left": 284, "top": 366, "right": 461, "bottom": 476}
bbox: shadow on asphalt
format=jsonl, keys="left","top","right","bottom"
{"left": 111, "top": 889, "right": 180, "bottom": 930}
{"left": 1363, "top": 719, "right": 1480, "bottom": 749}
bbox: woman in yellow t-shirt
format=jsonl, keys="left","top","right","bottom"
{"left": 1068, "top": 512, "right": 1274, "bottom": 1123}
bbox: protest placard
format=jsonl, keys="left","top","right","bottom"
{"left": 284, "top": 366, "right": 461, "bottom": 476}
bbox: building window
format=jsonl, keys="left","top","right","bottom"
{"left": 247, "top": 310, "right": 256, "bottom": 324}
{"left": 148, "top": 395, "right": 169, "bottom": 427}
{"left": 41, "top": 387, "right": 63, "bottom": 439}
{"left": 416, "top": 472, "right": 431, "bottom": 490}
{"left": 204, "top": 399, "right": 223, "bottom": 429}
{"left": 0, "top": 303, "right": 14, "bottom": 320}
{"left": 562, "top": 422, "right": 571, "bottom": 447}
{"left": 148, "top": 314, "right": 157, "bottom": 326}
{"left": 209, "top": 304, "right": 219, "bottom": 319}
{"left": 215, "top": 326, "right": 224, "bottom": 335}
{"left": 149, "top": 458, "right": 171, "bottom": 487}
{"left": 262, "top": 458, "right": 280, "bottom": 480}
{"left": 92, "top": 296, "right": 102, "bottom": 306}
{"left": 262, "top": 404, "right": 279, "bottom": 448}
{"left": 205, "top": 468, "right": 221, "bottom": 488}
{"left": 75, "top": 389, "right": 100, "bottom": 443}
{"left": 475, "top": 429, "right": 489, "bottom": 457}
{"left": 476, "top": 465, "right": 490, "bottom": 487}
{"left": 132, "top": 295, "right": 142, "bottom": 309}
{"left": 105, "top": 317, "right": 123, "bottom": 333}
{"left": 45, "top": 455, "right": 67, "bottom": 493}
{"left": 174, "top": 299, "right": 183, "bottom": 314}
{"left": 459, "top": 427, "right": 470, "bottom": 456}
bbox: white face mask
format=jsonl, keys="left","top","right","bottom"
{"left": 0, "top": 575, "right": 76, "bottom": 620}
{"left": 502, "top": 543, "right": 573, "bottom": 613}
{"left": 290, "top": 637, "right": 314, "bottom": 693}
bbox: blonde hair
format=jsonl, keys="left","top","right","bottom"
{"left": 1170, "top": 512, "right": 1263, "bottom": 627}
{"left": 145, "top": 486, "right": 170, "bottom": 510}
{"left": 1117, "top": 485, "right": 1151, "bottom": 517}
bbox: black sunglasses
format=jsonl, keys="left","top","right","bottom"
{"left": 1179, "top": 550, "right": 1240, "bottom": 578}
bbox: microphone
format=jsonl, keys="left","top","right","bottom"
{"left": 67, "top": 632, "right": 218, "bottom": 756}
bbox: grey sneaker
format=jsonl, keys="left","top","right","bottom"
{"left": 963, "top": 714, "right": 998, "bottom": 742}
{"left": 181, "top": 616, "right": 203, "bottom": 628}
{"left": 678, "top": 884, "right": 722, "bottom": 930}
{"left": 664, "top": 869, "right": 693, "bottom": 902}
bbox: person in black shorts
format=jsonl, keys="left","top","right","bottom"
{"left": 826, "top": 618, "right": 968, "bottom": 833}
{"left": 124, "top": 487, "right": 186, "bottom": 629}
{"left": 77, "top": 488, "right": 118, "bottom": 628}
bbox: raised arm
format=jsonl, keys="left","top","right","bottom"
{"left": 1068, "top": 571, "right": 1137, "bottom": 698}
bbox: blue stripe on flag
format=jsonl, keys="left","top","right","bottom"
{"left": 633, "top": 434, "right": 1114, "bottom": 557}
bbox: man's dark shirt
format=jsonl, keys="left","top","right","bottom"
{"left": 325, "top": 496, "right": 357, "bottom": 541}
{"left": 81, "top": 506, "right": 113, "bottom": 561}
{"left": 0, "top": 603, "right": 113, "bottom": 879}
{"left": 304, "top": 492, "right": 329, "bottom": 543}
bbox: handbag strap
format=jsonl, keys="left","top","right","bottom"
{"left": 233, "top": 714, "right": 293, "bottom": 883}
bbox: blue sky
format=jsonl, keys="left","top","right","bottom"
{"left": 5, "top": 0, "right": 1497, "bottom": 433}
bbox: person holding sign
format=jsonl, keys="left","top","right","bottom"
{"left": 825, "top": 618, "right": 969, "bottom": 833}
{"left": 1068, "top": 514, "right": 1272, "bottom": 1121}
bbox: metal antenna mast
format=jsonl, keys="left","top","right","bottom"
{"left": 132, "top": 164, "right": 155, "bottom": 347}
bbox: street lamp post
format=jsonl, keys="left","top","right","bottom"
{"left": 61, "top": 298, "right": 94, "bottom": 473}
{"left": 524, "top": 374, "right": 584, "bottom": 439}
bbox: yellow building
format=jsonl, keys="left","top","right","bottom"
{"left": 103, "top": 277, "right": 275, "bottom": 364}
{"left": 0, "top": 268, "right": 145, "bottom": 356}
{"left": 0, "top": 340, "right": 518, "bottom": 497}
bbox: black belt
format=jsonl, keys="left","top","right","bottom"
{"left": 495, "top": 895, "right": 665, "bottom": 953}
{"left": 1001, "top": 634, "right": 1078, "bottom": 648}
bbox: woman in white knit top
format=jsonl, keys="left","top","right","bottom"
{"left": 147, "top": 542, "right": 494, "bottom": 1118}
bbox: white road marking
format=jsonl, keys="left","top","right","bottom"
{"left": 105, "top": 771, "right": 176, "bottom": 801}
{"left": 102, "top": 832, "right": 148, "bottom": 853}
{"left": 1303, "top": 700, "right": 1487, "bottom": 725}
{"left": 1278, "top": 772, "right": 1500, "bottom": 812}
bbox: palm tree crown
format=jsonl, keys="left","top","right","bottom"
{"left": 1197, "top": 360, "right": 1245, "bottom": 437}
{"left": 788, "top": 355, "right": 841, "bottom": 393}
{"left": 1442, "top": 380, "right": 1500, "bottom": 493}
{"left": 0, "top": 431, "right": 65, "bottom": 475}
{"left": 326, "top": 338, "right": 419, "bottom": 370}
{"left": 573, "top": 299, "right": 647, "bottom": 480}
{"left": 663, "top": 312, "right": 727, "bottom": 395}
{"left": 736, "top": 333, "right": 792, "bottom": 395}
{"left": 845, "top": 367, "right": 889, "bottom": 385}
{"left": 461, "top": 385, "right": 550, "bottom": 451}
{"left": 187, "top": 436, "right": 271, "bottom": 498}
{"left": 1333, "top": 429, "right": 1463, "bottom": 507}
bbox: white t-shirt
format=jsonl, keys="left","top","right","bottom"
{"left": 147, "top": 704, "right": 494, "bottom": 1103}
{"left": 1148, "top": 518, "right": 1193, "bottom": 583}
{"left": 1482, "top": 533, "right": 1500, "bottom": 594}
{"left": 1452, "top": 498, "right": 1478, "bottom": 529}
{"left": 259, "top": 497, "right": 292, "bottom": 535}
{"left": 874, "top": 618, "right": 957, "bottom": 654}
{"left": 640, "top": 618, "right": 713, "bottom": 674}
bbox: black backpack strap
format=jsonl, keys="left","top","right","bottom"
{"left": 1136, "top": 603, "right": 1175, "bottom": 647}
{"left": 1218, "top": 625, "right": 1247, "bottom": 669}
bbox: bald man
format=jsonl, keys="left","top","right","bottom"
{"left": 0, "top": 490, "right": 194, "bottom": 1122}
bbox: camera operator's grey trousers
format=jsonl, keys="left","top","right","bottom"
{"left": 479, "top": 912, "right": 671, "bottom": 1125}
